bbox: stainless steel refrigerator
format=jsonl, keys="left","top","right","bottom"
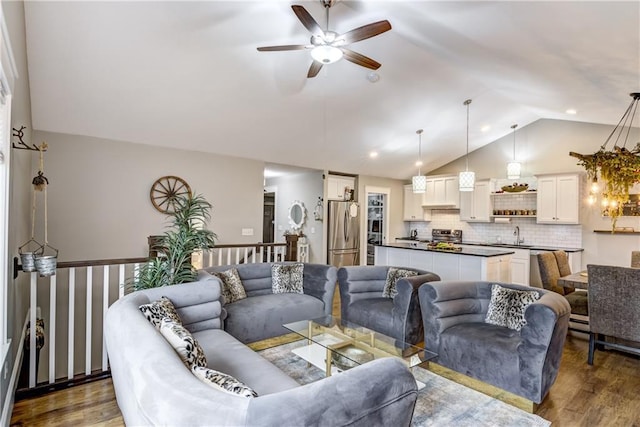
{"left": 327, "top": 200, "right": 360, "bottom": 267}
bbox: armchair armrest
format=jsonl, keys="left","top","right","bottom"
{"left": 518, "top": 291, "right": 570, "bottom": 402}
{"left": 302, "top": 264, "right": 338, "bottom": 316}
{"left": 245, "top": 358, "right": 417, "bottom": 427}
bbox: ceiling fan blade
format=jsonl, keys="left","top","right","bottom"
{"left": 339, "top": 20, "right": 391, "bottom": 45}
{"left": 307, "top": 61, "right": 323, "bottom": 78}
{"left": 257, "top": 45, "right": 309, "bottom": 52}
{"left": 341, "top": 48, "right": 381, "bottom": 70}
{"left": 292, "top": 5, "right": 323, "bottom": 37}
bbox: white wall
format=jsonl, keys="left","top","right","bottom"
{"left": 428, "top": 118, "right": 640, "bottom": 268}
{"left": 31, "top": 131, "right": 265, "bottom": 261}
{"left": 266, "top": 170, "right": 324, "bottom": 263}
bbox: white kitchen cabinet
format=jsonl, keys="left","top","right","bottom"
{"left": 327, "top": 175, "right": 356, "bottom": 200}
{"left": 423, "top": 175, "right": 459, "bottom": 208}
{"left": 485, "top": 255, "right": 511, "bottom": 282}
{"left": 460, "top": 180, "right": 491, "bottom": 222}
{"left": 403, "top": 184, "right": 432, "bottom": 221}
{"left": 536, "top": 174, "right": 579, "bottom": 224}
{"left": 509, "top": 248, "right": 530, "bottom": 285}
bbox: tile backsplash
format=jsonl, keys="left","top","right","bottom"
{"left": 409, "top": 210, "right": 582, "bottom": 248}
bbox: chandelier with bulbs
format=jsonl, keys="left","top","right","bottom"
{"left": 570, "top": 92, "right": 640, "bottom": 229}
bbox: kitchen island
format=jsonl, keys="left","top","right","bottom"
{"left": 375, "top": 243, "right": 515, "bottom": 282}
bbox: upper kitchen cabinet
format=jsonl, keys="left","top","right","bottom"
{"left": 327, "top": 175, "right": 356, "bottom": 200}
{"left": 403, "top": 184, "right": 432, "bottom": 221}
{"left": 423, "top": 175, "right": 460, "bottom": 208}
{"left": 536, "top": 173, "right": 580, "bottom": 224}
{"left": 460, "top": 180, "right": 491, "bottom": 222}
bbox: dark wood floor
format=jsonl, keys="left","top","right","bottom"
{"left": 10, "top": 288, "right": 640, "bottom": 426}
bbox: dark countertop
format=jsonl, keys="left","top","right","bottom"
{"left": 461, "top": 241, "right": 584, "bottom": 253}
{"left": 378, "top": 243, "right": 515, "bottom": 257}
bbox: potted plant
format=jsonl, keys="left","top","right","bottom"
{"left": 131, "top": 193, "right": 217, "bottom": 290}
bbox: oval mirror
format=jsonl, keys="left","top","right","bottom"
{"left": 288, "top": 200, "right": 306, "bottom": 231}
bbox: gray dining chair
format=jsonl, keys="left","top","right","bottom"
{"left": 586, "top": 264, "right": 640, "bottom": 365}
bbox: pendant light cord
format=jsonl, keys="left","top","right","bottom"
{"left": 417, "top": 129, "right": 423, "bottom": 175}
{"left": 464, "top": 99, "right": 472, "bottom": 172}
{"left": 512, "top": 124, "right": 518, "bottom": 160}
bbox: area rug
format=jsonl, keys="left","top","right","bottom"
{"left": 258, "top": 341, "right": 551, "bottom": 427}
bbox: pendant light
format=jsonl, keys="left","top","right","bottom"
{"left": 412, "top": 129, "right": 427, "bottom": 193}
{"left": 459, "top": 99, "right": 475, "bottom": 192}
{"left": 507, "top": 124, "right": 521, "bottom": 180}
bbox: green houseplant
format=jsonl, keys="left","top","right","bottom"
{"left": 131, "top": 193, "right": 217, "bottom": 290}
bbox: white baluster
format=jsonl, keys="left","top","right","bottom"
{"left": 29, "top": 272, "right": 37, "bottom": 388}
{"left": 85, "top": 266, "right": 93, "bottom": 376}
{"left": 243, "top": 247, "right": 248, "bottom": 264}
{"left": 49, "top": 274, "right": 57, "bottom": 384}
{"left": 118, "top": 264, "right": 125, "bottom": 299}
{"left": 102, "top": 265, "right": 109, "bottom": 371}
{"left": 68, "top": 268, "right": 75, "bottom": 380}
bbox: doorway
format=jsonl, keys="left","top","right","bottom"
{"left": 263, "top": 191, "right": 275, "bottom": 243}
{"left": 364, "top": 186, "right": 390, "bottom": 265}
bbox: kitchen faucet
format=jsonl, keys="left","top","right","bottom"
{"left": 513, "top": 226, "right": 524, "bottom": 245}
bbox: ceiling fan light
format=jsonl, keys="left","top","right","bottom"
{"left": 311, "top": 46, "right": 343, "bottom": 64}
{"left": 507, "top": 162, "right": 521, "bottom": 180}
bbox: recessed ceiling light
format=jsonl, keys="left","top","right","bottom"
{"left": 367, "top": 72, "right": 380, "bottom": 83}
{"left": 566, "top": 109, "right": 577, "bottom": 115}
{"left": 369, "top": 151, "right": 379, "bottom": 158}
{"left": 415, "top": 160, "right": 423, "bottom": 167}
{"left": 481, "top": 125, "right": 491, "bottom": 132}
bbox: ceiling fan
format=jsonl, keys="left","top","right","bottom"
{"left": 257, "top": 0, "right": 391, "bottom": 78}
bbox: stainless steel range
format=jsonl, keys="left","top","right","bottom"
{"left": 431, "top": 229, "right": 463, "bottom": 244}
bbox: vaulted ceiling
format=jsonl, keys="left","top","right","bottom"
{"left": 23, "top": 1, "right": 640, "bottom": 180}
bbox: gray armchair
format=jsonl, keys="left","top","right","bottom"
{"left": 419, "top": 281, "right": 570, "bottom": 404}
{"left": 587, "top": 265, "right": 640, "bottom": 365}
{"left": 337, "top": 266, "right": 440, "bottom": 346}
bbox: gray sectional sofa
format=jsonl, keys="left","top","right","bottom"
{"left": 105, "top": 274, "right": 419, "bottom": 426}
{"left": 202, "top": 262, "right": 337, "bottom": 343}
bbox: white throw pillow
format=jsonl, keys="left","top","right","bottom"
{"left": 382, "top": 267, "right": 419, "bottom": 298}
{"left": 159, "top": 319, "right": 208, "bottom": 368}
{"left": 139, "top": 296, "right": 182, "bottom": 329}
{"left": 192, "top": 366, "right": 257, "bottom": 398}
{"left": 485, "top": 284, "right": 540, "bottom": 331}
{"left": 271, "top": 263, "right": 304, "bottom": 294}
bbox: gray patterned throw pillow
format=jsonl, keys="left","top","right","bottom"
{"left": 159, "top": 319, "right": 208, "bottom": 368}
{"left": 139, "top": 296, "right": 182, "bottom": 329}
{"left": 192, "top": 366, "right": 258, "bottom": 398}
{"left": 271, "top": 263, "right": 304, "bottom": 294}
{"left": 382, "top": 267, "right": 419, "bottom": 298}
{"left": 213, "top": 268, "right": 247, "bottom": 304}
{"left": 485, "top": 284, "right": 540, "bottom": 331}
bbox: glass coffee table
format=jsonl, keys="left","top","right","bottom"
{"left": 283, "top": 315, "right": 436, "bottom": 378}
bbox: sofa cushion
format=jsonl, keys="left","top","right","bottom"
{"left": 193, "top": 328, "right": 300, "bottom": 395}
{"left": 139, "top": 296, "right": 182, "bottom": 329}
{"left": 272, "top": 263, "right": 304, "bottom": 294}
{"left": 346, "top": 298, "right": 395, "bottom": 337}
{"left": 382, "top": 268, "right": 418, "bottom": 298}
{"left": 485, "top": 284, "right": 539, "bottom": 331}
{"left": 224, "top": 293, "right": 324, "bottom": 344}
{"left": 160, "top": 319, "right": 208, "bottom": 368}
{"left": 213, "top": 268, "right": 247, "bottom": 304}
{"left": 192, "top": 366, "right": 258, "bottom": 398}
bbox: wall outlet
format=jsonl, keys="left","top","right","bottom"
{"left": 241, "top": 228, "right": 254, "bottom": 236}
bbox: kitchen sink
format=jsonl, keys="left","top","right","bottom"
{"left": 490, "top": 243, "right": 533, "bottom": 249}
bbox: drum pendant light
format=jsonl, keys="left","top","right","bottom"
{"left": 507, "top": 124, "right": 521, "bottom": 179}
{"left": 412, "top": 129, "right": 426, "bottom": 193}
{"left": 459, "top": 99, "right": 475, "bottom": 192}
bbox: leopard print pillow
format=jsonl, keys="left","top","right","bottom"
{"left": 159, "top": 319, "right": 208, "bottom": 368}
{"left": 192, "top": 366, "right": 258, "bottom": 398}
{"left": 485, "top": 284, "right": 540, "bottom": 331}
{"left": 271, "top": 263, "right": 304, "bottom": 294}
{"left": 382, "top": 268, "right": 419, "bottom": 298}
{"left": 213, "top": 268, "right": 247, "bottom": 304}
{"left": 139, "top": 296, "right": 182, "bottom": 329}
